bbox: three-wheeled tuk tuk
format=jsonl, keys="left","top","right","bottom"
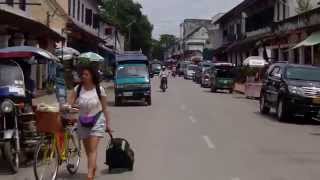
{"left": 0, "top": 46, "right": 59, "bottom": 173}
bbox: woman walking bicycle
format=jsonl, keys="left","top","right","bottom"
{"left": 69, "top": 65, "right": 112, "bottom": 180}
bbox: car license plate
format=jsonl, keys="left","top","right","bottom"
{"left": 123, "top": 92, "right": 133, "bottom": 97}
{"left": 313, "top": 97, "right": 320, "bottom": 104}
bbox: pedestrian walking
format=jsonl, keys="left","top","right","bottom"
{"left": 68, "top": 65, "right": 112, "bottom": 180}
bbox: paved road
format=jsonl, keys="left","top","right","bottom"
{"left": 2, "top": 77, "right": 320, "bottom": 180}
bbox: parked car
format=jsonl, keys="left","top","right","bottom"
{"left": 260, "top": 63, "right": 320, "bottom": 121}
{"left": 151, "top": 63, "right": 162, "bottom": 76}
{"left": 210, "top": 63, "right": 235, "bottom": 93}
{"left": 194, "top": 62, "right": 212, "bottom": 84}
{"left": 184, "top": 64, "right": 197, "bottom": 80}
{"left": 178, "top": 61, "right": 191, "bottom": 76}
{"left": 200, "top": 68, "right": 211, "bottom": 88}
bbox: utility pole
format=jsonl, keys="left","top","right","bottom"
{"left": 126, "top": 20, "right": 136, "bottom": 50}
{"left": 114, "top": 0, "right": 118, "bottom": 53}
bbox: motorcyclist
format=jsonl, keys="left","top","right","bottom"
{"left": 172, "top": 65, "right": 177, "bottom": 77}
{"left": 159, "top": 66, "right": 170, "bottom": 89}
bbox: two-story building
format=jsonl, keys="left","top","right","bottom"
{"left": 215, "top": 0, "right": 276, "bottom": 65}
{"left": 216, "top": 0, "right": 320, "bottom": 66}
{"left": 0, "top": 0, "right": 64, "bottom": 49}
{"left": 0, "top": 0, "right": 65, "bottom": 91}
{"left": 179, "top": 19, "right": 212, "bottom": 61}
{"left": 56, "top": 0, "right": 124, "bottom": 67}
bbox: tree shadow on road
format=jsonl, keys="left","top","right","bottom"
{"left": 254, "top": 111, "right": 320, "bottom": 126}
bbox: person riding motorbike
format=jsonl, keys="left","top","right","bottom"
{"left": 159, "top": 66, "right": 169, "bottom": 90}
{"left": 172, "top": 65, "right": 177, "bottom": 77}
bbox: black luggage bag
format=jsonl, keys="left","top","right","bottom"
{"left": 105, "top": 132, "right": 134, "bottom": 172}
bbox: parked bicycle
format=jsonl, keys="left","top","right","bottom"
{"left": 33, "top": 105, "right": 81, "bottom": 180}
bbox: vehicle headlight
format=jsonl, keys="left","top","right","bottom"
{"left": 288, "top": 86, "right": 304, "bottom": 96}
{"left": 1, "top": 100, "right": 14, "bottom": 113}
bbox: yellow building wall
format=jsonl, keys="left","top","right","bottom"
{"left": 30, "top": 0, "right": 68, "bottom": 36}
{"left": 56, "top": 0, "right": 69, "bottom": 13}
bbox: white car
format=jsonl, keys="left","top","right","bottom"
{"left": 184, "top": 64, "right": 197, "bottom": 80}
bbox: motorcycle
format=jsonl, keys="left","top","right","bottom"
{"left": 172, "top": 71, "right": 176, "bottom": 78}
{"left": 0, "top": 46, "right": 59, "bottom": 173}
{"left": 160, "top": 77, "right": 168, "bottom": 92}
{"left": 0, "top": 60, "right": 28, "bottom": 173}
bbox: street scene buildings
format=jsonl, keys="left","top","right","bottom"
{"left": 0, "top": 0, "right": 123, "bottom": 93}
{"left": 166, "top": 0, "right": 320, "bottom": 66}
{"left": 3, "top": 0, "right": 320, "bottom": 180}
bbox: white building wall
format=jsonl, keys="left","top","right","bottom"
{"left": 275, "top": 0, "right": 320, "bottom": 22}
{"left": 69, "top": 0, "right": 100, "bottom": 37}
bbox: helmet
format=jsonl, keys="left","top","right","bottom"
{"left": 162, "top": 66, "right": 166, "bottom": 70}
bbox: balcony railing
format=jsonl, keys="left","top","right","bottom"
{"left": 246, "top": 27, "right": 271, "bottom": 37}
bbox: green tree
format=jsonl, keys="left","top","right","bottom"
{"left": 151, "top": 34, "right": 177, "bottom": 60}
{"left": 159, "top": 34, "right": 177, "bottom": 48}
{"left": 151, "top": 39, "right": 164, "bottom": 60}
{"left": 102, "top": 0, "right": 153, "bottom": 55}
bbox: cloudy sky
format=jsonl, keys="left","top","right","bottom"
{"left": 134, "top": 0, "right": 242, "bottom": 39}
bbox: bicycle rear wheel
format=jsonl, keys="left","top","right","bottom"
{"left": 33, "top": 136, "right": 59, "bottom": 180}
{"left": 66, "top": 130, "right": 81, "bottom": 175}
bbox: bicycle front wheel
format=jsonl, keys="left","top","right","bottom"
{"left": 33, "top": 136, "right": 59, "bottom": 180}
{"left": 66, "top": 130, "right": 81, "bottom": 175}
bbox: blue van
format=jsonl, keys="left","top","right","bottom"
{"left": 114, "top": 52, "right": 151, "bottom": 106}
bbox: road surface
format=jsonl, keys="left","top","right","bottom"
{"left": 2, "top": 77, "right": 320, "bottom": 180}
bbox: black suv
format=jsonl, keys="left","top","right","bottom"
{"left": 260, "top": 63, "right": 320, "bottom": 121}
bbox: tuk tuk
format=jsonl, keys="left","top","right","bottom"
{"left": 210, "top": 63, "right": 235, "bottom": 93}
{"left": 0, "top": 46, "right": 58, "bottom": 173}
{"left": 114, "top": 52, "right": 151, "bottom": 106}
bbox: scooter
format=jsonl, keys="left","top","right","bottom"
{"left": 172, "top": 71, "right": 176, "bottom": 78}
{"left": 160, "top": 77, "right": 168, "bottom": 92}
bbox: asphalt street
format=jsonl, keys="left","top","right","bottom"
{"left": 2, "top": 77, "right": 320, "bottom": 180}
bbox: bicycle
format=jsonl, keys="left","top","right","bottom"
{"left": 33, "top": 107, "right": 81, "bottom": 180}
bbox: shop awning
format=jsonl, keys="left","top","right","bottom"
{"left": 293, "top": 31, "right": 320, "bottom": 49}
{"left": 0, "top": 10, "right": 64, "bottom": 41}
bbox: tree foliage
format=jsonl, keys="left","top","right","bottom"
{"left": 159, "top": 34, "right": 177, "bottom": 48}
{"left": 151, "top": 34, "right": 177, "bottom": 60}
{"left": 102, "top": 0, "right": 153, "bottom": 55}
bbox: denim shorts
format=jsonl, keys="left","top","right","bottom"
{"left": 77, "top": 113, "right": 106, "bottom": 139}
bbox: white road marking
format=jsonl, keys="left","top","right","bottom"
{"left": 231, "top": 177, "right": 240, "bottom": 180}
{"left": 189, "top": 115, "right": 197, "bottom": 123}
{"left": 180, "top": 104, "right": 186, "bottom": 111}
{"left": 202, "top": 135, "right": 215, "bottom": 149}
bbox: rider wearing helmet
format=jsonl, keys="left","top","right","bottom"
{"left": 159, "top": 66, "right": 170, "bottom": 89}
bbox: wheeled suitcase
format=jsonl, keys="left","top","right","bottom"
{"left": 105, "top": 132, "right": 134, "bottom": 171}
